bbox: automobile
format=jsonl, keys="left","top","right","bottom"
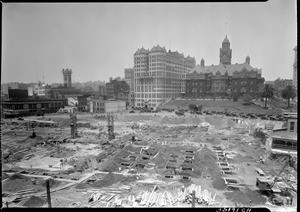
{"left": 18, "top": 117, "right": 24, "bottom": 120}
{"left": 195, "top": 111, "right": 202, "bottom": 115}
{"left": 129, "top": 110, "right": 135, "bottom": 113}
{"left": 175, "top": 110, "right": 185, "bottom": 116}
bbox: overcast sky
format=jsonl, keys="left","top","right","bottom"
{"left": 2, "top": 1, "right": 297, "bottom": 84}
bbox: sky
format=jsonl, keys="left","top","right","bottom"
{"left": 2, "top": 1, "right": 297, "bottom": 84}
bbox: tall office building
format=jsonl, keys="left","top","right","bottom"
{"left": 133, "top": 45, "right": 196, "bottom": 108}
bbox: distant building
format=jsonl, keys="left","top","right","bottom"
{"left": 1, "top": 98, "right": 68, "bottom": 117}
{"left": 99, "top": 85, "right": 106, "bottom": 96}
{"left": 133, "top": 45, "right": 196, "bottom": 108}
{"left": 1, "top": 82, "right": 34, "bottom": 99}
{"left": 125, "top": 68, "right": 134, "bottom": 92}
{"left": 124, "top": 68, "right": 135, "bottom": 107}
{"left": 270, "top": 114, "right": 297, "bottom": 155}
{"left": 293, "top": 46, "right": 297, "bottom": 90}
{"left": 185, "top": 36, "right": 264, "bottom": 99}
{"left": 8, "top": 89, "right": 29, "bottom": 100}
{"left": 264, "top": 81, "right": 275, "bottom": 86}
{"left": 67, "top": 97, "right": 78, "bottom": 107}
{"left": 89, "top": 99, "right": 126, "bottom": 113}
{"left": 77, "top": 95, "right": 91, "bottom": 112}
{"left": 106, "top": 79, "right": 130, "bottom": 107}
{"left": 62, "top": 68, "right": 73, "bottom": 88}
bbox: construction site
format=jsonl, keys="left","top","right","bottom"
{"left": 1, "top": 105, "right": 297, "bottom": 210}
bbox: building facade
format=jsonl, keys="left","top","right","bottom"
{"left": 89, "top": 99, "right": 126, "bottom": 113}
{"left": 106, "top": 80, "right": 130, "bottom": 107}
{"left": 293, "top": 46, "right": 297, "bottom": 90}
{"left": 134, "top": 45, "right": 196, "bottom": 108}
{"left": 185, "top": 36, "right": 264, "bottom": 99}
{"left": 62, "top": 68, "right": 73, "bottom": 88}
{"left": 1, "top": 99, "right": 68, "bottom": 117}
{"left": 271, "top": 115, "right": 297, "bottom": 155}
{"left": 124, "top": 68, "right": 135, "bottom": 108}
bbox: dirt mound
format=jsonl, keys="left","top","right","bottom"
{"left": 160, "top": 117, "right": 202, "bottom": 125}
{"left": 151, "top": 151, "right": 167, "bottom": 165}
{"left": 196, "top": 147, "right": 226, "bottom": 190}
{"left": 22, "top": 195, "right": 46, "bottom": 207}
{"left": 100, "top": 160, "right": 119, "bottom": 172}
{"left": 41, "top": 178, "right": 60, "bottom": 188}
{"left": 205, "top": 116, "right": 229, "bottom": 130}
{"left": 224, "top": 187, "right": 266, "bottom": 205}
{"left": 3, "top": 174, "right": 34, "bottom": 192}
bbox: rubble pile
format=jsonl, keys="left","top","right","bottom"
{"left": 21, "top": 195, "right": 47, "bottom": 208}
{"left": 2, "top": 174, "right": 35, "bottom": 193}
{"left": 87, "top": 184, "right": 217, "bottom": 207}
{"left": 131, "top": 123, "right": 199, "bottom": 132}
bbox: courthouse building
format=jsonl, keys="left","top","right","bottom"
{"left": 133, "top": 45, "right": 196, "bottom": 108}
{"left": 185, "top": 35, "right": 264, "bottom": 99}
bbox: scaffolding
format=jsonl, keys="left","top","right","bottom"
{"left": 107, "top": 113, "right": 115, "bottom": 140}
{"left": 70, "top": 113, "right": 78, "bottom": 138}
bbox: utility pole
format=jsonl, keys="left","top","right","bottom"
{"left": 46, "top": 179, "right": 52, "bottom": 208}
{"left": 192, "top": 190, "right": 195, "bottom": 208}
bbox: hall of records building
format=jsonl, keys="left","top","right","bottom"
{"left": 133, "top": 45, "right": 196, "bottom": 108}
{"left": 185, "top": 35, "right": 265, "bottom": 99}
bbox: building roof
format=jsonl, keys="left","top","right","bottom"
{"left": 223, "top": 35, "right": 230, "bottom": 43}
{"left": 134, "top": 47, "right": 149, "bottom": 55}
{"left": 191, "top": 61, "right": 261, "bottom": 76}
{"left": 272, "top": 130, "right": 297, "bottom": 141}
{"left": 150, "top": 44, "right": 166, "bottom": 53}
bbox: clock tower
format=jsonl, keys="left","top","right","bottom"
{"left": 219, "top": 35, "right": 232, "bottom": 65}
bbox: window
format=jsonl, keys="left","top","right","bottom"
{"left": 290, "top": 121, "right": 295, "bottom": 131}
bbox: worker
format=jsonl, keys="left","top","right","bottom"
{"left": 290, "top": 196, "right": 293, "bottom": 205}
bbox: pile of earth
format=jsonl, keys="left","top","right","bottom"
{"left": 205, "top": 116, "right": 232, "bottom": 130}
{"left": 22, "top": 195, "right": 47, "bottom": 208}
{"left": 150, "top": 151, "right": 167, "bottom": 166}
{"left": 224, "top": 187, "right": 267, "bottom": 206}
{"left": 160, "top": 116, "right": 205, "bottom": 125}
{"left": 92, "top": 172, "right": 137, "bottom": 188}
{"left": 41, "top": 178, "right": 61, "bottom": 188}
{"left": 2, "top": 173, "right": 35, "bottom": 192}
{"left": 196, "top": 147, "right": 226, "bottom": 190}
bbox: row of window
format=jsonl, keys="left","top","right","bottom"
{"left": 5, "top": 102, "right": 65, "bottom": 110}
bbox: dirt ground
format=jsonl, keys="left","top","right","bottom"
{"left": 1, "top": 110, "right": 297, "bottom": 210}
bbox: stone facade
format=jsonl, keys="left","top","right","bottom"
{"left": 134, "top": 45, "right": 196, "bottom": 108}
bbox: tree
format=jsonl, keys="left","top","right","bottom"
{"left": 260, "top": 84, "right": 274, "bottom": 109}
{"left": 281, "top": 85, "right": 297, "bottom": 108}
{"left": 225, "top": 88, "right": 232, "bottom": 100}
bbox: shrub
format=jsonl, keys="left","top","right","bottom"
{"left": 242, "top": 94, "right": 252, "bottom": 102}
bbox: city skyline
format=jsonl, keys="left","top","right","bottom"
{"left": 2, "top": 1, "right": 297, "bottom": 84}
